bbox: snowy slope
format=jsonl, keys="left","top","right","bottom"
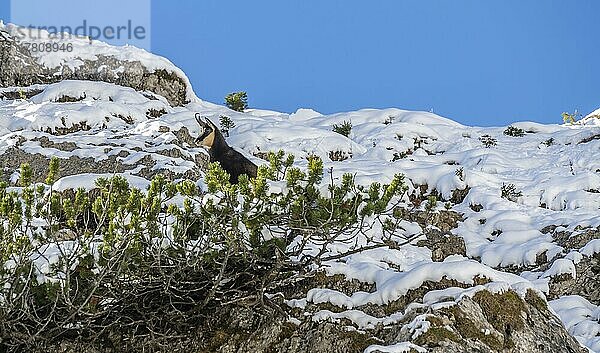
{"left": 2, "top": 79, "right": 599, "bottom": 351}
{"left": 187, "top": 103, "right": 598, "bottom": 352}
{"left": 1, "top": 24, "right": 600, "bottom": 350}
{"left": 0, "top": 81, "right": 208, "bottom": 179}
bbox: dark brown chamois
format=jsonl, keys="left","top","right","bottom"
{"left": 195, "top": 114, "right": 257, "bottom": 183}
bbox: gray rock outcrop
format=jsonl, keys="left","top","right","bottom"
{"left": 0, "top": 24, "right": 192, "bottom": 106}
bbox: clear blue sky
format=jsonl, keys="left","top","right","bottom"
{"left": 1, "top": 1, "right": 599, "bottom": 126}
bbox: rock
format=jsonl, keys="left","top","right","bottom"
{"left": 393, "top": 207, "right": 463, "bottom": 233}
{"left": 469, "top": 203, "right": 483, "bottom": 212}
{"left": 0, "top": 24, "right": 193, "bottom": 106}
{"left": 401, "top": 289, "right": 586, "bottom": 353}
{"left": 0, "top": 147, "right": 130, "bottom": 182}
{"left": 544, "top": 227, "right": 600, "bottom": 304}
{"left": 44, "top": 307, "right": 380, "bottom": 353}
{"left": 48, "top": 288, "right": 583, "bottom": 353}
{"left": 191, "top": 272, "right": 581, "bottom": 353}
{"left": 417, "top": 229, "right": 467, "bottom": 261}
{"left": 548, "top": 252, "right": 600, "bottom": 304}
{"left": 0, "top": 143, "right": 208, "bottom": 185}
{"left": 450, "top": 186, "right": 470, "bottom": 204}
{"left": 553, "top": 227, "right": 600, "bottom": 250}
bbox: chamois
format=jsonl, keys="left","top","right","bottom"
{"left": 195, "top": 113, "right": 257, "bottom": 183}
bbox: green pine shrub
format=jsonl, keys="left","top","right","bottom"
{"left": 561, "top": 110, "right": 580, "bottom": 124}
{"left": 479, "top": 135, "right": 497, "bottom": 148}
{"left": 501, "top": 183, "right": 523, "bottom": 202}
{"left": 332, "top": 120, "right": 352, "bottom": 137}
{"left": 219, "top": 115, "right": 236, "bottom": 137}
{"left": 455, "top": 167, "right": 465, "bottom": 182}
{"left": 224, "top": 91, "right": 248, "bottom": 112}
{"left": 542, "top": 138, "right": 554, "bottom": 147}
{"left": 503, "top": 126, "right": 525, "bottom": 137}
{"left": 425, "top": 195, "right": 437, "bottom": 212}
{"left": 0, "top": 152, "right": 409, "bottom": 351}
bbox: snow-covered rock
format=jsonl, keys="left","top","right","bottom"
{"left": 0, "top": 22, "right": 197, "bottom": 106}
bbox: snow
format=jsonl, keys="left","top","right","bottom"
{"left": 53, "top": 173, "right": 151, "bottom": 192}
{"left": 307, "top": 256, "right": 532, "bottom": 309}
{"left": 2, "top": 80, "right": 599, "bottom": 325}
{"left": 1, "top": 83, "right": 599, "bottom": 284}
{"left": 287, "top": 317, "right": 301, "bottom": 326}
{"left": 188, "top": 98, "right": 599, "bottom": 351}
{"left": 312, "top": 309, "right": 391, "bottom": 330}
{"left": 31, "top": 80, "right": 158, "bottom": 105}
{"left": 5, "top": 81, "right": 173, "bottom": 134}
{"left": 550, "top": 296, "right": 600, "bottom": 352}
{"left": 364, "top": 342, "right": 427, "bottom": 353}
{"left": 541, "top": 258, "right": 577, "bottom": 279}
{"left": 581, "top": 239, "right": 600, "bottom": 257}
{"left": 582, "top": 109, "right": 600, "bottom": 125}
{"left": 181, "top": 103, "right": 600, "bottom": 274}
{"left": 404, "top": 314, "right": 432, "bottom": 339}
{"left": 289, "top": 108, "right": 323, "bottom": 121}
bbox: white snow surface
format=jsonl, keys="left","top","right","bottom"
{"left": 53, "top": 173, "right": 151, "bottom": 192}
{"left": 364, "top": 342, "right": 427, "bottom": 353}
{"left": 550, "top": 296, "right": 600, "bottom": 352}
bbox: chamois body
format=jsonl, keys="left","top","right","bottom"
{"left": 195, "top": 115, "right": 257, "bottom": 183}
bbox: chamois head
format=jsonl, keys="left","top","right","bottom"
{"left": 195, "top": 113, "right": 218, "bottom": 148}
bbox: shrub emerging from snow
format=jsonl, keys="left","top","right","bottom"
{"left": 501, "top": 183, "right": 523, "bottom": 202}
{"left": 383, "top": 116, "right": 395, "bottom": 125}
{"left": 224, "top": 91, "right": 248, "bottom": 112}
{"left": 503, "top": 126, "right": 525, "bottom": 137}
{"left": 219, "top": 115, "right": 235, "bottom": 137}
{"left": 329, "top": 150, "right": 350, "bottom": 161}
{"left": 455, "top": 167, "right": 465, "bottom": 182}
{"left": 425, "top": 195, "right": 438, "bottom": 212}
{"left": 332, "top": 120, "right": 352, "bottom": 137}
{"left": 0, "top": 152, "right": 409, "bottom": 351}
{"left": 561, "top": 110, "right": 580, "bottom": 124}
{"left": 392, "top": 150, "right": 412, "bottom": 161}
{"left": 479, "top": 134, "right": 497, "bottom": 148}
{"left": 542, "top": 138, "right": 555, "bottom": 147}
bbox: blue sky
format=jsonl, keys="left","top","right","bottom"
{"left": 1, "top": 1, "right": 599, "bottom": 126}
